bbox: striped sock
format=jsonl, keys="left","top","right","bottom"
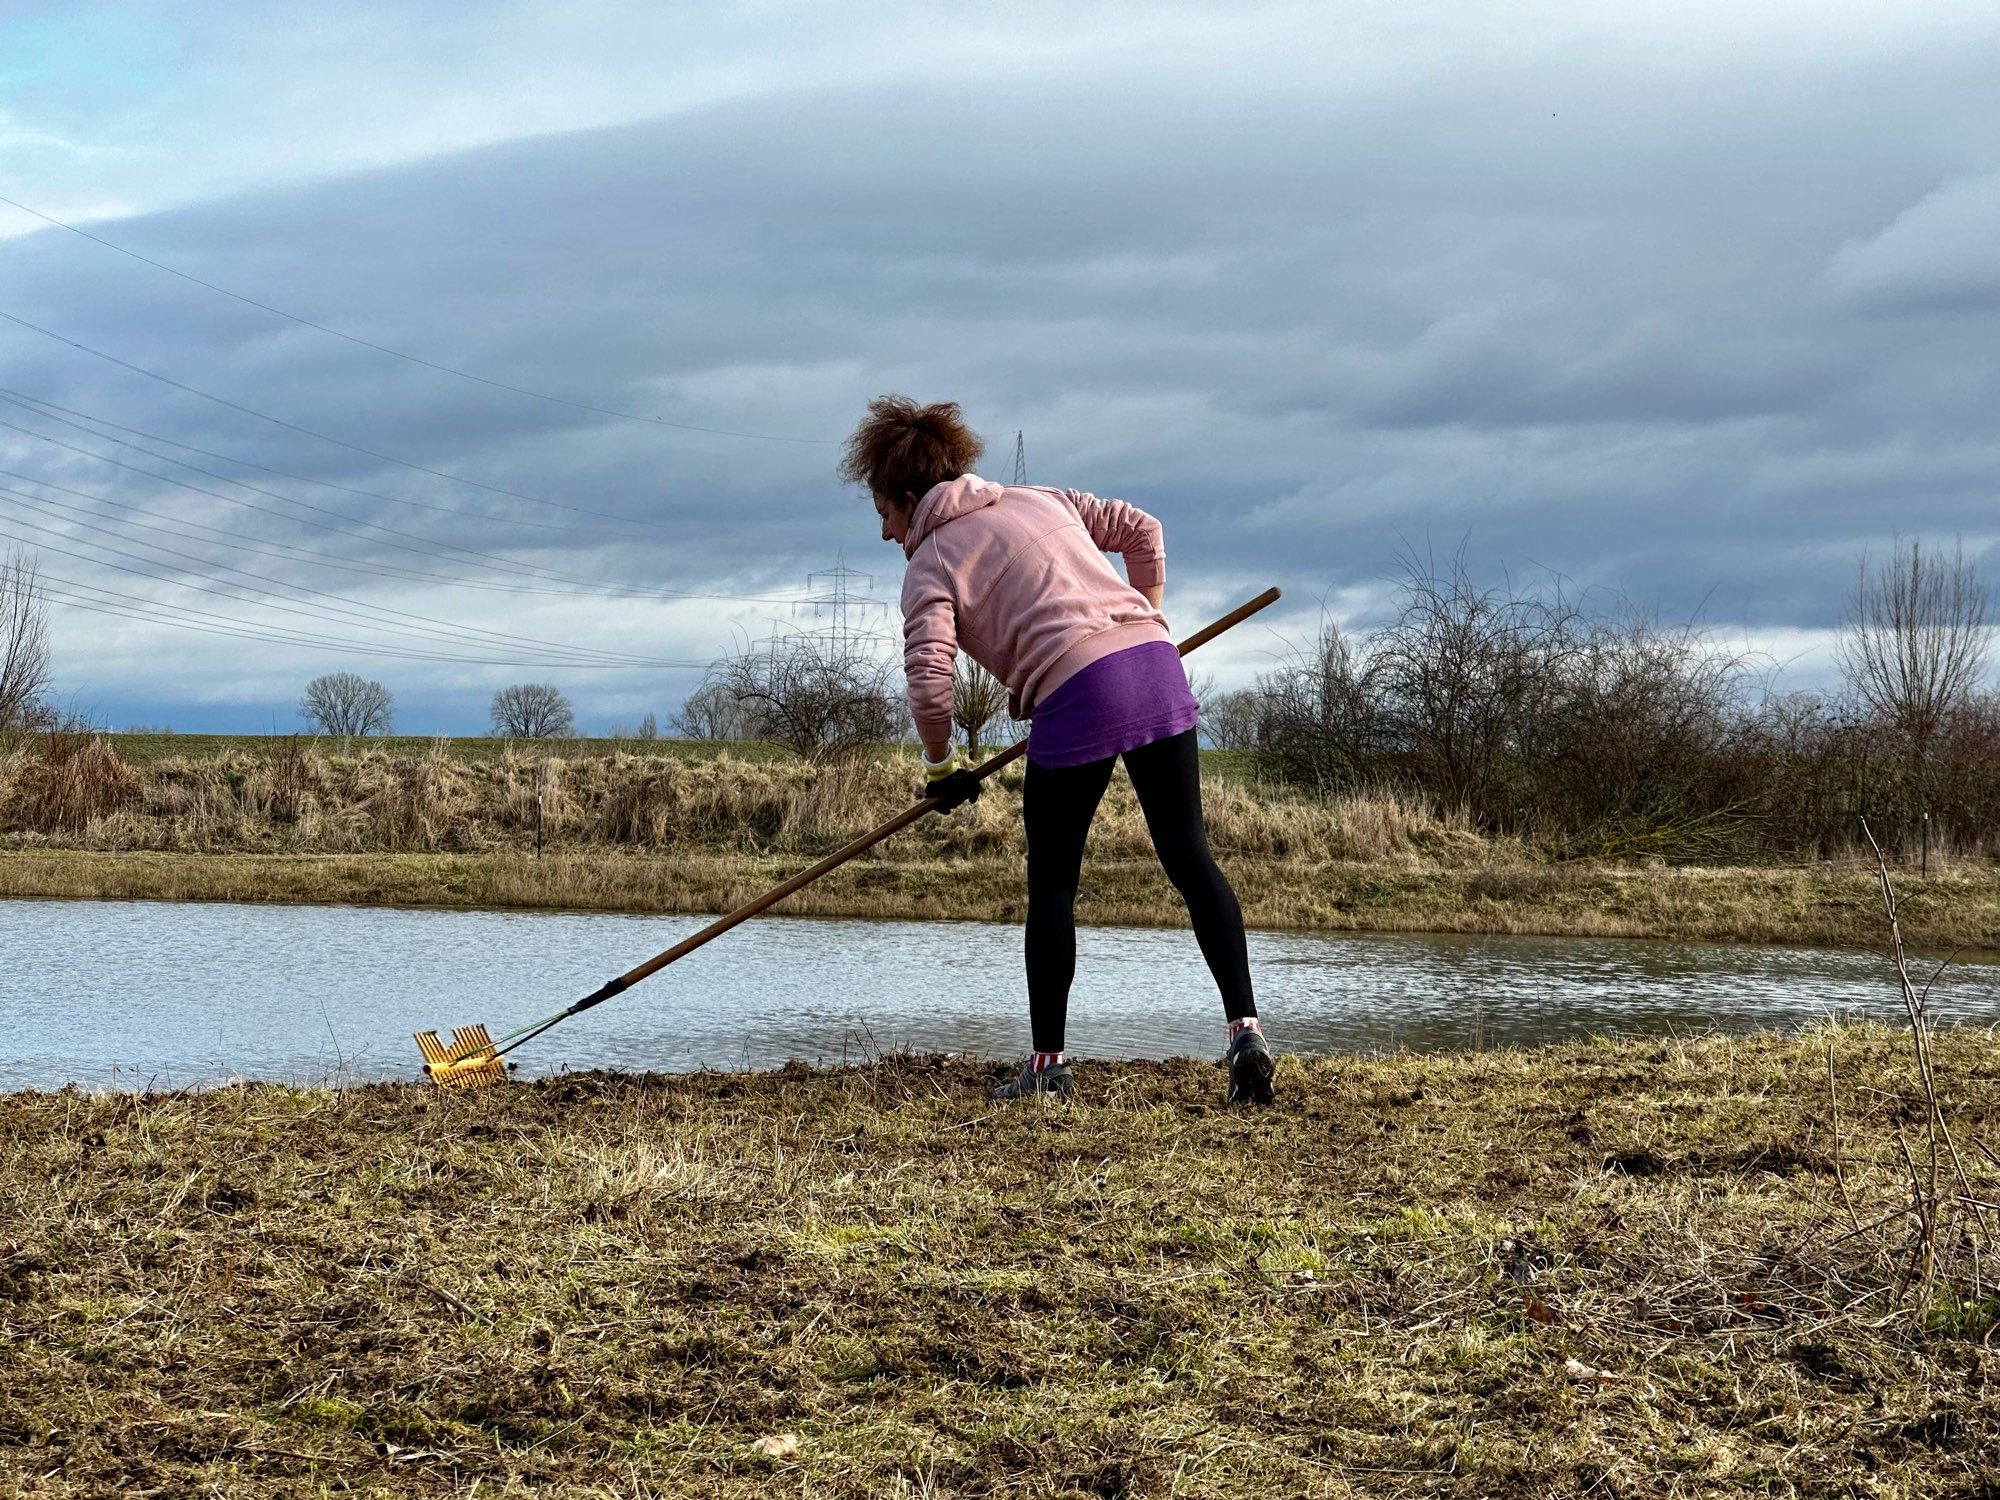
{"left": 1227, "top": 1017, "right": 1262, "bottom": 1043}
{"left": 1028, "top": 1050, "right": 1065, "bottom": 1072}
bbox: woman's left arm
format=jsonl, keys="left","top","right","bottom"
{"left": 1058, "top": 489, "right": 1165, "bottom": 594}
{"left": 902, "top": 568, "right": 960, "bottom": 760}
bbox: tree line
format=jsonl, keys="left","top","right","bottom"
{"left": 5, "top": 534, "right": 1992, "bottom": 862}
{"left": 1203, "top": 540, "right": 1994, "bottom": 862}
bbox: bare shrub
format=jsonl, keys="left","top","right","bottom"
{"left": 1840, "top": 822, "right": 1997, "bottom": 1311}
{"left": 713, "top": 632, "right": 899, "bottom": 762}
{"left": 1370, "top": 549, "right": 1584, "bottom": 824}
{"left": 1535, "top": 611, "right": 1752, "bottom": 859}
{"left": 299, "top": 672, "right": 395, "bottom": 737}
{"left": 0, "top": 547, "right": 51, "bottom": 732}
{"left": 1258, "top": 618, "right": 1386, "bottom": 795}
{"left": 491, "top": 683, "right": 575, "bottom": 740}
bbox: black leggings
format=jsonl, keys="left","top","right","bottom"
{"left": 1023, "top": 727, "right": 1255, "bottom": 1052}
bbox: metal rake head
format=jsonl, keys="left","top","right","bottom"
{"left": 414, "top": 1024, "right": 509, "bottom": 1089}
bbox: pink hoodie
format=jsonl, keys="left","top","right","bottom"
{"left": 900, "top": 474, "right": 1172, "bottom": 745}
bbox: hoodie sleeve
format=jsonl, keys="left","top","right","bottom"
{"left": 900, "top": 560, "right": 959, "bottom": 747}
{"left": 1055, "top": 489, "right": 1165, "bottom": 590}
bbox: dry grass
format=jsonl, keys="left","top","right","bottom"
{"left": 0, "top": 739, "right": 1485, "bottom": 865}
{"left": 2, "top": 1025, "right": 1996, "bottom": 1496}
{"left": 5, "top": 738, "right": 1999, "bottom": 947}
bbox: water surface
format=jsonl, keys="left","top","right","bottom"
{"left": 3, "top": 898, "right": 1995, "bottom": 1090}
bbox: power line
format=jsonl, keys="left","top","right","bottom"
{"left": 0, "top": 192, "right": 838, "bottom": 447}
{"left": 35, "top": 571, "right": 687, "bottom": 667}
{"left": 0, "top": 396, "right": 814, "bottom": 604}
{"left": 0, "top": 466, "right": 550, "bottom": 598}
{"left": 0, "top": 386, "right": 624, "bottom": 537}
{"left": 0, "top": 306, "right": 658, "bottom": 527}
{"left": 36, "top": 573, "right": 550, "bottom": 664}
{"left": 0, "top": 466, "right": 660, "bottom": 609}
{"left": 15, "top": 547, "right": 668, "bottom": 667}
{"left": 0, "top": 501, "right": 701, "bottom": 666}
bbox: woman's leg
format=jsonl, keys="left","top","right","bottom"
{"left": 1121, "top": 728, "right": 1256, "bottom": 1022}
{"left": 1022, "top": 752, "right": 1118, "bottom": 1053}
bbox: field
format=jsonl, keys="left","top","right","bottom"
{"left": 3, "top": 1024, "right": 1996, "bottom": 1496}
{"left": 100, "top": 733, "right": 804, "bottom": 769}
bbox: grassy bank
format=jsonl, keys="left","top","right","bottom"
{"left": 3, "top": 1026, "right": 1996, "bottom": 1496}
{"left": 5, "top": 846, "right": 2000, "bottom": 949}
{"left": 5, "top": 736, "right": 1998, "bottom": 946}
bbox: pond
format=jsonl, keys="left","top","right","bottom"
{"left": 3, "top": 898, "right": 1995, "bottom": 1090}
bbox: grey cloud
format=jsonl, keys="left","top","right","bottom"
{"left": 1, "top": 15, "right": 1997, "bottom": 728}
{"left": 1823, "top": 173, "right": 2000, "bottom": 313}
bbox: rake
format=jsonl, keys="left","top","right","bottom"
{"left": 413, "top": 586, "right": 1281, "bottom": 1087}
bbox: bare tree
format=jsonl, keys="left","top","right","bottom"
{"left": 607, "top": 711, "right": 661, "bottom": 741}
{"left": 952, "top": 656, "right": 1009, "bottom": 758}
{"left": 1259, "top": 617, "right": 1387, "bottom": 793}
{"left": 1203, "top": 687, "right": 1272, "bottom": 751}
{"left": 299, "top": 672, "right": 395, "bottom": 736}
{"left": 0, "top": 547, "right": 52, "bottom": 732}
{"left": 1838, "top": 538, "right": 1992, "bottom": 769}
{"left": 714, "top": 631, "right": 898, "bottom": 762}
{"left": 671, "top": 681, "right": 756, "bottom": 740}
{"left": 491, "top": 683, "right": 575, "bottom": 739}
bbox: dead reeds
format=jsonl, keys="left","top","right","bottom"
{"left": 8, "top": 731, "right": 138, "bottom": 834}
{"left": 0, "top": 739, "right": 1496, "bottom": 868}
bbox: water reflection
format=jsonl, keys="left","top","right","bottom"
{"left": 2, "top": 898, "right": 1994, "bottom": 1090}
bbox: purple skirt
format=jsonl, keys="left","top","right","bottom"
{"left": 1026, "top": 640, "right": 1199, "bottom": 768}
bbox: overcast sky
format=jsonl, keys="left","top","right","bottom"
{"left": 2, "top": 0, "right": 1996, "bottom": 733}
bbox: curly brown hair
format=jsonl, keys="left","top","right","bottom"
{"left": 837, "top": 396, "right": 985, "bottom": 505}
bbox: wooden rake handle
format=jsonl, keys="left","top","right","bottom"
{"left": 501, "top": 586, "right": 1281, "bottom": 1053}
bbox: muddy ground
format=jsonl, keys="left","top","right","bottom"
{"left": 2, "top": 1027, "right": 1997, "bottom": 1497}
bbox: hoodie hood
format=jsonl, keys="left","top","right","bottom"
{"left": 903, "top": 474, "right": 1003, "bottom": 558}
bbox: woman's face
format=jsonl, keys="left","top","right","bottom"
{"left": 873, "top": 490, "right": 911, "bottom": 546}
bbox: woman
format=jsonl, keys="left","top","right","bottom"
{"left": 839, "top": 396, "right": 1273, "bottom": 1106}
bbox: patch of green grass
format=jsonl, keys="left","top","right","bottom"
{"left": 285, "top": 1396, "right": 366, "bottom": 1431}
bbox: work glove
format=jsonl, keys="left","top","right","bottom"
{"left": 922, "top": 751, "right": 982, "bottom": 811}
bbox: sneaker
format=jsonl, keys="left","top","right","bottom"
{"left": 993, "top": 1059, "right": 1076, "bottom": 1102}
{"left": 1226, "top": 1028, "right": 1275, "bottom": 1106}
